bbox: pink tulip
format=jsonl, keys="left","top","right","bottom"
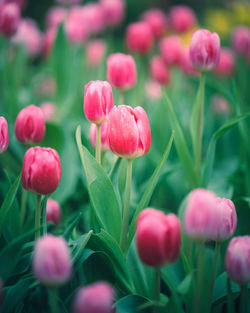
{"left": 65, "top": 7, "right": 89, "bottom": 44}
{"left": 225, "top": 236, "right": 250, "bottom": 285}
{"left": 107, "top": 53, "right": 137, "bottom": 90}
{"left": 33, "top": 235, "right": 72, "bottom": 287}
{"left": 232, "top": 26, "right": 250, "bottom": 59}
{"left": 180, "top": 48, "right": 199, "bottom": 76}
{"left": 89, "top": 122, "right": 109, "bottom": 151}
{"left": 126, "top": 21, "right": 154, "bottom": 55}
{"left": 0, "top": 0, "right": 26, "bottom": 9}
{"left": 170, "top": 5, "right": 196, "bottom": 33}
{"left": 0, "top": 3, "right": 20, "bottom": 37}
{"left": 189, "top": 29, "right": 220, "bottom": 72}
{"left": 21, "top": 146, "right": 61, "bottom": 195}
{"left": 160, "top": 35, "right": 183, "bottom": 66}
{"left": 46, "top": 6, "right": 67, "bottom": 29}
{"left": 142, "top": 9, "right": 167, "bottom": 39}
{"left": 145, "top": 80, "right": 161, "bottom": 100}
{"left": 40, "top": 102, "right": 56, "bottom": 121}
{"left": 107, "top": 105, "right": 151, "bottom": 159}
{"left": 136, "top": 208, "right": 181, "bottom": 267}
{"left": 184, "top": 189, "right": 220, "bottom": 241}
{"left": 86, "top": 39, "right": 107, "bottom": 68}
{"left": 214, "top": 49, "right": 235, "bottom": 77}
{"left": 211, "top": 95, "right": 230, "bottom": 115}
{"left": 84, "top": 80, "right": 114, "bottom": 125}
{"left": 73, "top": 282, "right": 115, "bottom": 313}
{"left": 42, "top": 27, "right": 57, "bottom": 58}
{"left": 150, "top": 55, "right": 171, "bottom": 85}
{"left": 80, "top": 3, "right": 105, "bottom": 35}
{"left": 100, "top": 0, "right": 125, "bottom": 27}
{"left": 0, "top": 116, "right": 9, "bottom": 153}
{"left": 14, "top": 105, "right": 45, "bottom": 144}
{"left": 46, "top": 198, "right": 61, "bottom": 226}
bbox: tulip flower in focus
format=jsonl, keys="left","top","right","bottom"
{"left": 84, "top": 80, "right": 114, "bottom": 125}
{"left": 160, "top": 35, "right": 183, "bottom": 66}
{"left": 15, "top": 105, "right": 45, "bottom": 144}
{"left": 136, "top": 208, "right": 181, "bottom": 267}
{"left": 0, "top": 2, "right": 20, "bottom": 37}
{"left": 100, "top": 0, "right": 125, "bottom": 27}
{"left": 0, "top": 116, "right": 9, "bottom": 154}
{"left": 89, "top": 122, "right": 109, "bottom": 151}
{"left": 73, "top": 282, "right": 115, "bottom": 313}
{"left": 21, "top": 146, "right": 61, "bottom": 195}
{"left": 150, "top": 55, "right": 171, "bottom": 85}
{"left": 107, "top": 53, "right": 137, "bottom": 90}
{"left": 46, "top": 198, "right": 61, "bottom": 226}
{"left": 107, "top": 105, "right": 151, "bottom": 159}
{"left": 214, "top": 49, "right": 235, "bottom": 77}
{"left": 126, "top": 21, "right": 154, "bottom": 55}
{"left": 170, "top": 5, "right": 196, "bottom": 33}
{"left": 33, "top": 235, "right": 72, "bottom": 287}
{"left": 225, "top": 236, "right": 250, "bottom": 285}
{"left": 189, "top": 29, "right": 220, "bottom": 72}
{"left": 141, "top": 9, "right": 167, "bottom": 39}
{"left": 86, "top": 39, "right": 107, "bottom": 68}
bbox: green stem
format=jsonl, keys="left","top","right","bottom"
{"left": 96, "top": 124, "right": 101, "bottom": 164}
{"left": 49, "top": 287, "right": 59, "bottom": 313}
{"left": 35, "top": 194, "right": 42, "bottom": 240}
{"left": 120, "top": 158, "right": 133, "bottom": 252}
{"left": 227, "top": 278, "right": 235, "bottom": 313}
{"left": 194, "top": 242, "right": 205, "bottom": 313}
{"left": 153, "top": 267, "right": 161, "bottom": 313}
{"left": 20, "top": 188, "right": 28, "bottom": 224}
{"left": 119, "top": 90, "right": 125, "bottom": 105}
{"left": 194, "top": 72, "right": 205, "bottom": 183}
{"left": 209, "top": 242, "right": 221, "bottom": 302}
{"left": 240, "top": 285, "right": 248, "bottom": 313}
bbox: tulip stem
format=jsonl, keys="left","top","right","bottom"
{"left": 194, "top": 242, "right": 205, "bottom": 313}
{"left": 120, "top": 158, "right": 132, "bottom": 252}
{"left": 96, "top": 124, "right": 101, "bottom": 164}
{"left": 20, "top": 188, "right": 28, "bottom": 224}
{"left": 240, "top": 285, "right": 248, "bottom": 313}
{"left": 227, "top": 278, "right": 235, "bottom": 313}
{"left": 49, "top": 287, "right": 59, "bottom": 313}
{"left": 153, "top": 267, "right": 161, "bottom": 313}
{"left": 35, "top": 194, "right": 42, "bottom": 240}
{"left": 209, "top": 242, "right": 221, "bottom": 307}
{"left": 119, "top": 90, "right": 125, "bottom": 105}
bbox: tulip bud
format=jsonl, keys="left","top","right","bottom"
{"left": 170, "top": 5, "right": 196, "bottom": 33}
{"left": 84, "top": 80, "right": 114, "bottom": 125}
{"left": 0, "top": 3, "right": 20, "bottom": 37}
{"left": 142, "top": 9, "right": 167, "bottom": 39}
{"left": 189, "top": 29, "right": 220, "bottom": 72}
{"left": 21, "top": 146, "right": 61, "bottom": 195}
{"left": 232, "top": 26, "right": 250, "bottom": 59}
{"left": 107, "top": 53, "right": 137, "bottom": 90}
{"left": 107, "top": 105, "right": 151, "bottom": 159}
{"left": 100, "top": 0, "right": 125, "bottom": 27}
{"left": 46, "top": 198, "right": 61, "bottom": 226}
{"left": 86, "top": 39, "right": 107, "bottom": 68}
{"left": 214, "top": 49, "right": 235, "bottom": 77}
{"left": 73, "top": 282, "right": 115, "bottom": 313}
{"left": 65, "top": 7, "right": 89, "bottom": 44}
{"left": 33, "top": 235, "right": 72, "bottom": 287}
{"left": 136, "top": 208, "right": 181, "bottom": 267}
{"left": 160, "top": 36, "right": 183, "bottom": 66}
{"left": 0, "top": 116, "right": 9, "bottom": 154}
{"left": 150, "top": 55, "right": 171, "bottom": 85}
{"left": 14, "top": 105, "right": 45, "bottom": 144}
{"left": 126, "top": 21, "right": 154, "bottom": 55}
{"left": 46, "top": 6, "right": 67, "bottom": 29}
{"left": 89, "top": 122, "right": 109, "bottom": 151}
{"left": 225, "top": 236, "right": 250, "bottom": 285}
{"left": 184, "top": 189, "right": 220, "bottom": 241}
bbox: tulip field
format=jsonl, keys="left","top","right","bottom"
{"left": 0, "top": 0, "right": 250, "bottom": 312}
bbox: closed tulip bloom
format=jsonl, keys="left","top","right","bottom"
{"left": 142, "top": 9, "right": 167, "bottom": 39}
{"left": 0, "top": 116, "right": 9, "bottom": 154}
{"left": 86, "top": 40, "right": 107, "bottom": 68}
{"left": 107, "top": 53, "right": 137, "bottom": 90}
{"left": 65, "top": 7, "right": 89, "bottom": 44}
{"left": 73, "top": 282, "right": 114, "bottom": 313}
{"left": 184, "top": 189, "right": 220, "bottom": 241}
{"left": 22, "top": 146, "right": 61, "bottom": 195}
{"left": 213, "top": 197, "right": 237, "bottom": 241}
{"left": 232, "top": 27, "right": 250, "bottom": 58}
{"left": 46, "top": 6, "right": 67, "bottom": 29}
{"left": 126, "top": 21, "right": 154, "bottom": 55}
{"left": 214, "top": 49, "right": 235, "bottom": 77}
{"left": 136, "top": 208, "right": 181, "bottom": 267}
{"left": 170, "top": 5, "right": 196, "bottom": 33}
{"left": 46, "top": 198, "right": 61, "bottom": 226}
{"left": 189, "top": 29, "right": 220, "bottom": 72}
{"left": 0, "top": 3, "right": 20, "bottom": 37}
{"left": 15, "top": 105, "right": 45, "bottom": 144}
{"left": 89, "top": 122, "right": 109, "bottom": 151}
{"left": 100, "top": 0, "right": 125, "bottom": 27}
{"left": 33, "top": 235, "right": 72, "bottom": 287}
{"left": 160, "top": 35, "right": 183, "bottom": 66}
{"left": 108, "top": 105, "right": 151, "bottom": 159}
{"left": 150, "top": 55, "right": 171, "bottom": 85}
{"left": 225, "top": 236, "right": 250, "bottom": 285}
{"left": 80, "top": 4, "right": 105, "bottom": 35}
{"left": 84, "top": 80, "right": 114, "bottom": 125}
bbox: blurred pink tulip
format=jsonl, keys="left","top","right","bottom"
{"left": 211, "top": 95, "right": 230, "bottom": 115}
{"left": 160, "top": 35, "right": 183, "bottom": 66}
{"left": 86, "top": 39, "right": 106, "bottom": 67}
{"left": 0, "top": 116, "right": 9, "bottom": 154}
{"left": 0, "top": 2, "right": 20, "bottom": 37}
{"left": 40, "top": 102, "right": 56, "bottom": 121}
{"left": 170, "top": 5, "right": 196, "bottom": 33}
{"left": 214, "top": 49, "right": 235, "bottom": 77}
{"left": 145, "top": 80, "right": 161, "bottom": 100}
{"left": 141, "top": 9, "right": 167, "bottom": 39}
{"left": 150, "top": 55, "right": 171, "bottom": 85}
{"left": 65, "top": 6, "right": 89, "bottom": 43}
{"left": 46, "top": 198, "right": 61, "bottom": 226}
{"left": 180, "top": 47, "right": 199, "bottom": 76}
{"left": 89, "top": 122, "right": 109, "bottom": 151}
{"left": 46, "top": 6, "right": 68, "bottom": 29}
{"left": 100, "top": 0, "right": 125, "bottom": 27}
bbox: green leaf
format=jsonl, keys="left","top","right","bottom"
{"left": 162, "top": 89, "right": 198, "bottom": 188}
{"left": 202, "top": 112, "right": 250, "bottom": 187}
{"left": 71, "top": 230, "right": 93, "bottom": 263}
{"left": 0, "top": 175, "right": 21, "bottom": 237}
{"left": 87, "top": 229, "right": 134, "bottom": 293}
{"left": 64, "top": 212, "right": 83, "bottom": 240}
{"left": 76, "top": 126, "right": 122, "bottom": 243}
{"left": 40, "top": 123, "right": 64, "bottom": 153}
{"left": 176, "top": 273, "right": 192, "bottom": 295}
{"left": 127, "top": 131, "right": 174, "bottom": 248}
{"left": 116, "top": 295, "right": 152, "bottom": 313}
